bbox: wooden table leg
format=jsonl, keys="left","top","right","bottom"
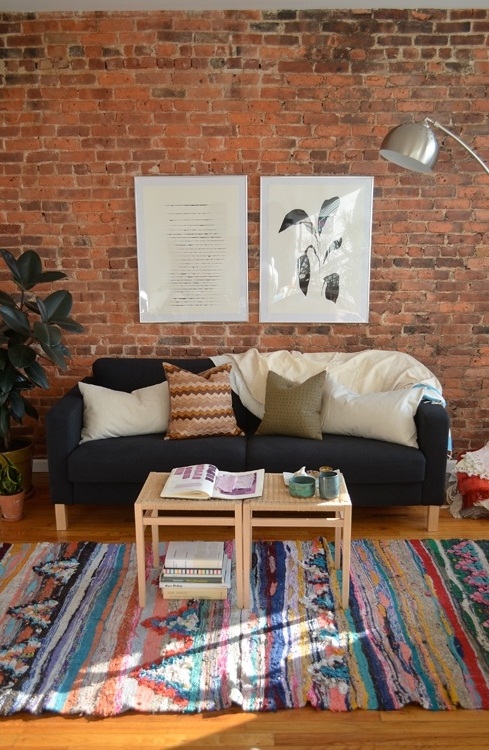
{"left": 151, "top": 509, "right": 160, "bottom": 568}
{"left": 341, "top": 505, "right": 352, "bottom": 609}
{"left": 134, "top": 503, "right": 147, "bottom": 608}
{"left": 334, "top": 514, "right": 341, "bottom": 568}
{"left": 234, "top": 503, "right": 244, "bottom": 609}
{"left": 241, "top": 501, "right": 252, "bottom": 609}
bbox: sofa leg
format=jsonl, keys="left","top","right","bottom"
{"left": 426, "top": 505, "right": 439, "bottom": 533}
{"left": 55, "top": 504, "right": 69, "bottom": 531}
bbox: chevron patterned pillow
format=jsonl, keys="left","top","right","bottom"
{"left": 163, "top": 363, "right": 244, "bottom": 439}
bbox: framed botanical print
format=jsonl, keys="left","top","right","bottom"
{"left": 259, "top": 175, "right": 373, "bottom": 323}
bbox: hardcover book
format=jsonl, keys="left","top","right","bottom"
{"left": 163, "top": 540, "right": 224, "bottom": 570}
{"left": 160, "top": 464, "right": 264, "bottom": 501}
{"left": 160, "top": 555, "right": 231, "bottom": 600}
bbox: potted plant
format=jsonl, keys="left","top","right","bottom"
{"left": 0, "top": 249, "right": 84, "bottom": 493}
{"left": 0, "top": 453, "right": 25, "bottom": 521}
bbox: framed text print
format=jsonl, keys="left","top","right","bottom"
{"left": 135, "top": 175, "right": 248, "bottom": 322}
{"left": 259, "top": 175, "right": 373, "bottom": 323}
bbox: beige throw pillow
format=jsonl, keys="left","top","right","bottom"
{"left": 79, "top": 381, "right": 170, "bottom": 443}
{"left": 321, "top": 376, "right": 422, "bottom": 447}
{"left": 256, "top": 370, "right": 325, "bottom": 440}
{"left": 163, "top": 362, "right": 243, "bottom": 439}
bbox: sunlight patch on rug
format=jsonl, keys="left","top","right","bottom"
{"left": 0, "top": 538, "right": 488, "bottom": 716}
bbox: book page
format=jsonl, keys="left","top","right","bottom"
{"left": 161, "top": 464, "right": 217, "bottom": 498}
{"left": 213, "top": 469, "right": 264, "bottom": 499}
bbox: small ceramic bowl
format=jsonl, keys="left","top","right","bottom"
{"left": 288, "top": 475, "right": 316, "bottom": 498}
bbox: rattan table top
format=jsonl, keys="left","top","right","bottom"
{"left": 247, "top": 472, "right": 350, "bottom": 511}
{"left": 135, "top": 471, "right": 350, "bottom": 512}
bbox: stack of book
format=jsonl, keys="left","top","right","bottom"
{"left": 159, "top": 540, "right": 231, "bottom": 600}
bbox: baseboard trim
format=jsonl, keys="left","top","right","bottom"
{"left": 33, "top": 458, "right": 49, "bottom": 473}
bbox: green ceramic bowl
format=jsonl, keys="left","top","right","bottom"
{"left": 288, "top": 475, "right": 316, "bottom": 498}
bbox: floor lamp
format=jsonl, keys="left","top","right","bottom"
{"left": 380, "top": 118, "right": 489, "bottom": 175}
{"left": 380, "top": 117, "right": 489, "bottom": 462}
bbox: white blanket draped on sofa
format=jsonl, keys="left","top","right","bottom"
{"left": 212, "top": 348, "right": 443, "bottom": 420}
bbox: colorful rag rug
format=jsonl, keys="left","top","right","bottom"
{"left": 0, "top": 538, "right": 488, "bottom": 715}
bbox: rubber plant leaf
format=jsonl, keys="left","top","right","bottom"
{"left": 24, "top": 360, "right": 49, "bottom": 390}
{"left": 0, "top": 291, "right": 15, "bottom": 307}
{"left": 0, "top": 365, "right": 18, "bottom": 395}
{"left": 33, "top": 322, "right": 63, "bottom": 347}
{"left": 55, "top": 317, "right": 85, "bottom": 333}
{"left": 39, "top": 290, "right": 73, "bottom": 322}
{"left": 278, "top": 209, "right": 314, "bottom": 234}
{"left": 8, "top": 344, "right": 37, "bottom": 370}
{"left": 0, "top": 306, "right": 30, "bottom": 338}
{"left": 16, "top": 250, "right": 66, "bottom": 290}
{"left": 20, "top": 393, "right": 39, "bottom": 419}
{"left": 40, "top": 341, "right": 69, "bottom": 370}
{"left": 8, "top": 390, "right": 27, "bottom": 424}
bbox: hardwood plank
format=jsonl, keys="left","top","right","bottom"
{"left": 1, "top": 474, "right": 488, "bottom": 749}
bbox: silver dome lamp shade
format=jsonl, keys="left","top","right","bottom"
{"left": 380, "top": 118, "right": 489, "bottom": 176}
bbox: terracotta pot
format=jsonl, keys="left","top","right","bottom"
{"left": 0, "top": 490, "right": 25, "bottom": 522}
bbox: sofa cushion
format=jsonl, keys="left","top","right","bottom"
{"left": 69, "top": 433, "right": 248, "bottom": 486}
{"left": 321, "top": 376, "right": 422, "bottom": 447}
{"left": 163, "top": 362, "right": 244, "bottom": 439}
{"left": 256, "top": 370, "right": 325, "bottom": 440}
{"left": 79, "top": 381, "right": 170, "bottom": 443}
{"left": 246, "top": 433, "right": 425, "bottom": 485}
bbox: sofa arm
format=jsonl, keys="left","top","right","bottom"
{"left": 414, "top": 400, "right": 450, "bottom": 506}
{"left": 45, "top": 384, "right": 84, "bottom": 506}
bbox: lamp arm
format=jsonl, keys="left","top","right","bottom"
{"left": 426, "top": 118, "right": 489, "bottom": 175}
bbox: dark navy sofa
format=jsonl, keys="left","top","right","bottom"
{"left": 46, "top": 357, "right": 450, "bottom": 531}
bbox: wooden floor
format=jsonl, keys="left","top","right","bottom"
{"left": 1, "top": 474, "right": 489, "bottom": 750}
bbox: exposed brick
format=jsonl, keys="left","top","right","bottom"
{"left": 2, "top": 7, "right": 488, "bottom": 457}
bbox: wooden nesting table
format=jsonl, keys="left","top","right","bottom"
{"left": 242, "top": 473, "right": 352, "bottom": 609}
{"left": 134, "top": 471, "right": 352, "bottom": 611}
{"left": 134, "top": 472, "right": 244, "bottom": 608}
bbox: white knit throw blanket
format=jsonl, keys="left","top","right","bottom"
{"left": 212, "top": 348, "right": 443, "bottom": 419}
{"left": 455, "top": 442, "right": 489, "bottom": 480}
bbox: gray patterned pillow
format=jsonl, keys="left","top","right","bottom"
{"left": 256, "top": 370, "right": 325, "bottom": 440}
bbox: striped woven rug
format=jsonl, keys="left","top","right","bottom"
{"left": 0, "top": 538, "right": 488, "bottom": 715}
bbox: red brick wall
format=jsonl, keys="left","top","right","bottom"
{"left": 1, "top": 8, "right": 488, "bottom": 456}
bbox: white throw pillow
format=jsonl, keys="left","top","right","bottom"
{"left": 321, "top": 377, "right": 424, "bottom": 447}
{"left": 79, "top": 381, "right": 170, "bottom": 443}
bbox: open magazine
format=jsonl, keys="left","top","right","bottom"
{"left": 160, "top": 463, "right": 265, "bottom": 500}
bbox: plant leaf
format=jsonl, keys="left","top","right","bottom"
{"left": 322, "top": 272, "right": 340, "bottom": 303}
{"left": 0, "top": 291, "right": 16, "bottom": 307}
{"left": 0, "top": 250, "right": 22, "bottom": 285}
{"left": 22, "top": 395, "right": 39, "bottom": 419}
{"left": 33, "top": 322, "right": 63, "bottom": 347}
{"left": 0, "top": 361, "right": 19, "bottom": 395}
{"left": 0, "top": 306, "right": 30, "bottom": 337}
{"left": 40, "top": 342, "right": 69, "bottom": 370}
{"left": 279, "top": 209, "right": 314, "bottom": 234}
{"left": 2, "top": 250, "right": 67, "bottom": 290}
{"left": 55, "top": 317, "right": 85, "bottom": 333}
{"left": 318, "top": 197, "right": 340, "bottom": 234}
{"left": 8, "top": 344, "right": 36, "bottom": 369}
{"left": 34, "top": 271, "right": 67, "bottom": 284}
{"left": 41, "top": 290, "right": 73, "bottom": 321}
{"left": 16, "top": 250, "right": 42, "bottom": 287}
{"left": 24, "top": 360, "right": 49, "bottom": 389}
{"left": 297, "top": 247, "right": 312, "bottom": 296}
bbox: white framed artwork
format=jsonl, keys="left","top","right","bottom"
{"left": 135, "top": 175, "right": 248, "bottom": 322}
{"left": 259, "top": 175, "right": 374, "bottom": 323}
